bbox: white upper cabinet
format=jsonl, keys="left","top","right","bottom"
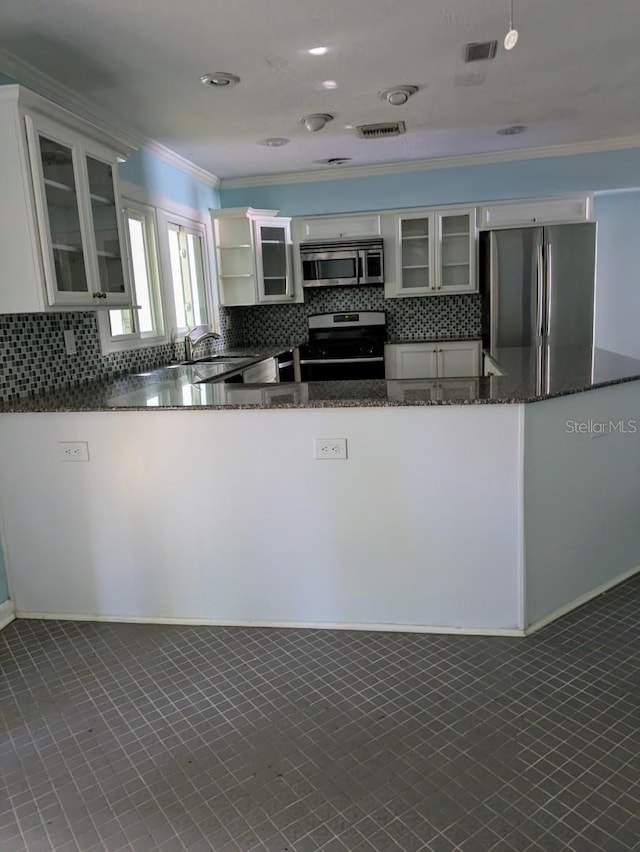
{"left": 390, "top": 207, "right": 476, "bottom": 297}
{"left": 478, "top": 197, "right": 592, "bottom": 229}
{"left": 254, "top": 218, "right": 293, "bottom": 303}
{"left": 212, "top": 208, "right": 295, "bottom": 306}
{"left": 298, "top": 213, "right": 381, "bottom": 241}
{"left": 0, "top": 85, "right": 133, "bottom": 313}
{"left": 435, "top": 210, "right": 476, "bottom": 294}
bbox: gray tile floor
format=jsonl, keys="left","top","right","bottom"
{"left": 1, "top": 576, "right": 639, "bottom": 852}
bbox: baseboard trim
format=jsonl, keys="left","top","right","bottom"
{"left": 14, "top": 610, "right": 525, "bottom": 637}
{"left": 0, "top": 599, "right": 15, "bottom": 631}
{"left": 525, "top": 565, "right": 640, "bottom": 635}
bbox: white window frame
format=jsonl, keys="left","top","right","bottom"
{"left": 156, "top": 208, "right": 217, "bottom": 339}
{"left": 98, "top": 182, "right": 220, "bottom": 354}
{"left": 98, "top": 200, "right": 167, "bottom": 354}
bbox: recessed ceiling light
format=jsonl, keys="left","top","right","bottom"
{"left": 200, "top": 72, "right": 240, "bottom": 88}
{"left": 258, "top": 137, "right": 290, "bottom": 147}
{"left": 299, "top": 113, "right": 334, "bottom": 132}
{"left": 379, "top": 85, "right": 419, "bottom": 106}
{"left": 322, "top": 80, "right": 338, "bottom": 90}
{"left": 308, "top": 46, "right": 329, "bottom": 56}
{"left": 497, "top": 124, "right": 527, "bottom": 135}
{"left": 343, "top": 124, "right": 355, "bottom": 130}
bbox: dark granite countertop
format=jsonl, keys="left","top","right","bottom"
{"left": 386, "top": 337, "right": 482, "bottom": 345}
{"left": 1, "top": 345, "right": 639, "bottom": 412}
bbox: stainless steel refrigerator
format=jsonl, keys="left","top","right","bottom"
{"left": 480, "top": 223, "right": 596, "bottom": 393}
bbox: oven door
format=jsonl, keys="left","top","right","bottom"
{"left": 300, "top": 357, "right": 384, "bottom": 381}
{"left": 301, "top": 250, "right": 358, "bottom": 287}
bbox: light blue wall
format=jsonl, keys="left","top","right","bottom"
{"left": 593, "top": 191, "right": 640, "bottom": 359}
{"left": 119, "top": 149, "right": 220, "bottom": 211}
{"left": 220, "top": 148, "right": 640, "bottom": 216}
{"left": 0, "top": 535, "right": 8, "bottom": 603}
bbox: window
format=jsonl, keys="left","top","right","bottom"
{"left": 103, "top": 204, "right": 164, "bottom": 349}
{"left": 98, "top": 195, "right": 217, "bottom": 354}
{"left": 165, "top": 220, "right": 210, "bottom": 330}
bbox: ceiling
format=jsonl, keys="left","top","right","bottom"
{"left": 0, "top": 0, "right": 639, "bottom": 182}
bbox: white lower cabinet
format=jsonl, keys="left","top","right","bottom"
{"left": 385, "top": 341, "right": 481, "bottom": 380}
{"left": 241, "top": 358, "right": 277, "bottom": 384}
{"left": 385, "top": 343, "right": 438, "bottom": 379}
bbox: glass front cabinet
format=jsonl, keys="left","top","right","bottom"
{"left": 212, "top": 208, "right": 293, "bottom": 306}
{"left": 393, "top": 208, "right": 476, "bottom": 296}
{"left": 25, "top": 113, "right": 131, "bottom": 308}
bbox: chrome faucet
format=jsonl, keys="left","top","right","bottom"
{"left": 183, "top": 325, "right": 222, "bottom": 362}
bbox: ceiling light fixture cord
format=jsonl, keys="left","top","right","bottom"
{"left": 504, "top": 0, "right": 519, "bottom": 50}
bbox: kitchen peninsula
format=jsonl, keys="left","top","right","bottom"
{"left": 1, "top": 343, "right": 638, "bottom": 641}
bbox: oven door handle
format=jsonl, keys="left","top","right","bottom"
{"left": 299, "top": 356, "right": 384, "bottom": 365}
{"left": 357, "top": 253, "right": 363, "bottom": 284}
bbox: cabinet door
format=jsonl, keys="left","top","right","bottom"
{"left": 301, "top": 214, "right": 381, "bottom": 240}
{"left": 478, "top": 197, "right": 592, "bottom": 229}
{"left": 434, "top": 210, "right": 476, "bottom": 294}
{"left": 254, "top": 218, "right": 292, "bottom": 302}
{"left": 436, "top": 342, "right": 481, "bottom": 378}
{"left": 84, "top": 148, "right": 130, "bottom": 305}
{"left": 26, "top": 115, "right": 94, "bottom": 306}
{"left": 242, "top": 358, "right": 277, "bottom": 383}
{"left": 395, "top": 213, "right": 435, "bottom": 296}
{"left": 385, "top": 344, "right": 438, "bottom": 379}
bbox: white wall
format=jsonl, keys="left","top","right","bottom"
{"left": 593, "top": 191, "right": 640, "bottom": 359}
{"left": 0, "top": 406, "right": 524, "bottom": 632}
{"left": 524, "top": 382, "right": 640, "bottom": 626}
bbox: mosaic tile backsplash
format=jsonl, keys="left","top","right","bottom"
{"left": 0, "top": 291, "right": 480, "bottom": 401}
{"left": 0, "top": 307, "right": 243, "bottom": 401}
{"left": 239, "top": 288, "right": 483, "bottom": 345}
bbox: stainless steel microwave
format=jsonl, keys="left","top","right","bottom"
{"left": 300, "top": 238, "right": 384, "bottom": 288}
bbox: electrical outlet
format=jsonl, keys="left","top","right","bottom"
{"left": 314, "top": 438, "right": 347, "bottom": 460}
{"left": 63, "top": 329, "right": 76, "bottom": 355}
{"left": 58, "top": 441, "right": 89, "bottom": 462}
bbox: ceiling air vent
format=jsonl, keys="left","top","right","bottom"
{"left": 356, "top": 121, "right": 406, "bottom": 139}
{"left": 465, "top": 40, "right": 498, "bottom": 62}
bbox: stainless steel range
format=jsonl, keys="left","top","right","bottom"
{"left": 299, "top": 311, "right": 386, "bottom": 381}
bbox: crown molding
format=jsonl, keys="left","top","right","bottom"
{"left": 0, "top": 49, "right": 220, "bottom": 189}
{"left": 219, "top": 135, "right": 640, "bottom": 189}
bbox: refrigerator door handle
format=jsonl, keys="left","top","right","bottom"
{"left": 545, "top": 241, "right": 553, "bottom": 337}
{"left": 536, "top": 242, "right": 545, "bottom": 340}
{"left": 489, "top": 233, "right": 499, "bottom": 352}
